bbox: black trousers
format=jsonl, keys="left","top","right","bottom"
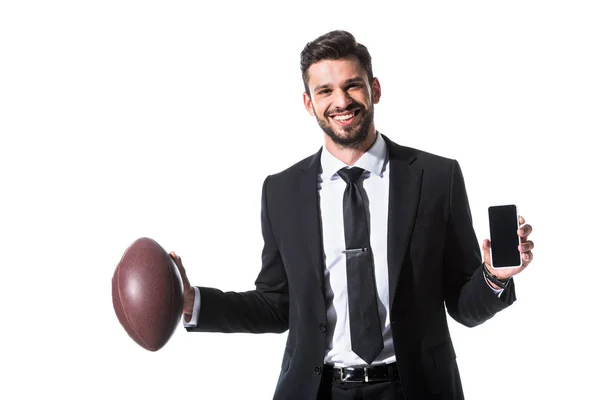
{"left": 317, "top": 373, "right": 405, "bottom": 400}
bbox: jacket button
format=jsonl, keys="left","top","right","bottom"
{"left": 319, "top": 323, "right": 327, "bottom": 333}
{"left": 314, "top": 365, "right": 322, "bottom": 375}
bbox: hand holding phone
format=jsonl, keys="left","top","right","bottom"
{"left": 488, "top": 204, "right": 522, "bottom": 269}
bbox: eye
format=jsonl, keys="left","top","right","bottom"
{"left": 317, "top": 89, "right": 331, "bottom": 95}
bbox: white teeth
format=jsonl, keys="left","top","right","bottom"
{"left": 333, "top": 113, "right": 354, "bottom": 121}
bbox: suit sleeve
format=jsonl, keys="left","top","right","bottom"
{"left": 442, "top": 160, "right": 516, "bottom": 327}
{"left": 185, "top": 175, "right": 290, "bottom": 334}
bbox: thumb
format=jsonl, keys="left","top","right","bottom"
{"left": 482, "top": 239, "right": 491, "bottom": 267}
{"left": 170, "top": 251, "right": 191, "bottom": 290}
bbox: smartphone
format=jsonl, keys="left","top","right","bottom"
{"left": 488, "top": 204, "right": 522, "bottom": 268}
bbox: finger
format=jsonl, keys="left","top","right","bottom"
{"left": 169, "top": 251, "right": 181, "bottom": 263}
{"left": 519, "top": 215, "right": 526, "bottom": 225}
{"left": 169, "top": 252, "right": 186, "bottom": 279}
{"left": 520, "top": 224, "right": 533, "bottom": 235}
{"left": 482, "top": 238, "right": 491, "bottom": 256}
{"left": 519, "top": 240, "right": 535, "bottom": 252}
{"left": 522, "top": 251, "right": 533, "bottom": 263}
{"left": 482, "top": 238, "right": 491, "bottom": 251}
{"left": 518, "top": 224, "right": 532, "bottom": 240}
{"left": 482, "top": 239, "right": 491, "bottom": 266}
{"left": 169, "top": 252, "right": 191, "bottom": 287}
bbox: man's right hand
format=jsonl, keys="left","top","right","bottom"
{"left": 170, "top": 251, "right": 195, "bottom": 321}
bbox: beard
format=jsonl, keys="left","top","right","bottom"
{"left": 316, "top": 101, "right": 375, "bottom": 149}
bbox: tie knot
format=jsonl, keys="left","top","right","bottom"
{"left": 337, "top": 167, "right": 364, "bottom": 184}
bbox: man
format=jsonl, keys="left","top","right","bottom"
{"left": 171, "top": 30, "right": 535, "bottom": 400}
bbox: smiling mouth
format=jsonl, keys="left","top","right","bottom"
{"left": 329, "top": 109, "right": 360, "bottom": 125}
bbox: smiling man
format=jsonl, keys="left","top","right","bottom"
{"left": 171, "top": 30, "right": 535, "bottom": 400}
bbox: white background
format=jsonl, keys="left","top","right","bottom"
{"left": 1, "top": 1, "right": 598, "bottom": 399}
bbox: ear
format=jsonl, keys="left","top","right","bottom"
{"left": 371, "top": 77, "right": 381, "bottom": 104}
{"left": 303, "top": 92, "right": 315, "bottom": 116}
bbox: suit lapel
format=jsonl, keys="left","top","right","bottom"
{"left": 297, "top": 149, "right": 326, "bottom": 291}
{"left": 384, "top": 136, "right": 423, "bottom": 306}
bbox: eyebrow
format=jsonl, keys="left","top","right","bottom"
{"left": 313, "top": 77, "right": 364, "bottom": 93}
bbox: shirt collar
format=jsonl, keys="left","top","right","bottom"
{"left": 320, "top": 131, "right": 387, "bottom": 181}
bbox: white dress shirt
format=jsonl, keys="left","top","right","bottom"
{"left": 319, "top": 132, "right": 395, "bottom": 367}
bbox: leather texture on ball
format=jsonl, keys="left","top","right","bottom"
{"left": 112, "top": 237, "right": 183, "bottom": 351}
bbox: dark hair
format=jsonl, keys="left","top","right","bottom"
{"left": 300, "top": 30, "right": 373, "bottom": 96}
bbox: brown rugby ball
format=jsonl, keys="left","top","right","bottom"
{"left": 112, "top": 237, "right": 183, "bottom": 351}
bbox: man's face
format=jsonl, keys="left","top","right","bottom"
{"left": 303, "top": 57, "right": 381, "bottom": 148}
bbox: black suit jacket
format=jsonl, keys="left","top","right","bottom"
{"left": 186, "top": 134, "right": 516, "bottom": 399}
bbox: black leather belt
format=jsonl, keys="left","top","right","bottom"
{"left": 323, "top": 362, "right": 399, "bottom": 383}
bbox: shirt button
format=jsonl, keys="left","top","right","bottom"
{"left": 314, "top": 365, "right": 322, "bottom": 375}
{"left": 319, "top": 323, "right": 327, "bottom": 333}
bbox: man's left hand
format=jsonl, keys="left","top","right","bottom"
{"left": 482, "top": 215, "right": 534, "bottom": 281}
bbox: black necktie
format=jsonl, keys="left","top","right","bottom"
{"left": 337, "top": 167, "right": 384, "bottom": 365}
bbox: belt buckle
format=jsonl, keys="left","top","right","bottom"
{"left": 340, "top": 366, "right": 369, "bottom": 383}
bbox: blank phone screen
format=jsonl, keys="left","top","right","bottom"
{"left": 488, "top": 205, "right": 521, "bottom": 267}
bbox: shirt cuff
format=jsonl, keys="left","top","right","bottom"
{"left": 483, "top": 270, "right": 504, "bottom": 298}
{"left": 183, "top": 286, "right": 201, "bottom": 327}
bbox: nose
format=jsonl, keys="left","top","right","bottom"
{"left": 330, "top": 88, "right": 353, "bottom": 111}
